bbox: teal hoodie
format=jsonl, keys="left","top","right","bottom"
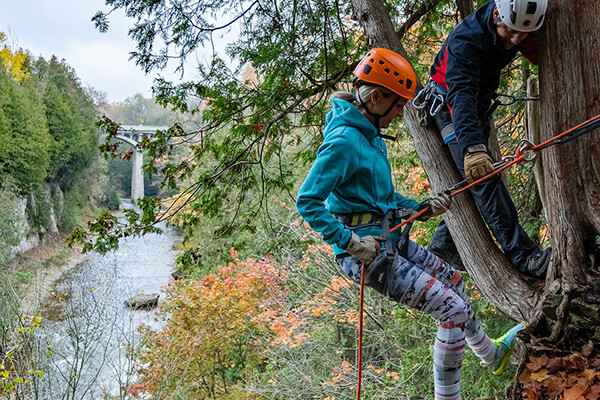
{"left": 296, "top": 97, "right": 420, "bottom": 255}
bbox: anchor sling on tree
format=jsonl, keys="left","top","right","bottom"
{"left": 296, "top": 48, "right": 524, "bottom": 400}
{"left": 418, "top": 0, "right": 552, "bottom": 277}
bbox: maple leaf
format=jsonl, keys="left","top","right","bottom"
{"left": 564, "top": 355, "right": 587, "bottom": 372}
{"left": 547, "top": 356, "right": 565, "bottom": 373}
{"left": 564, "top": 382, "right": 587, "bottom": 400}
{"left": 519, "top": 369, "right": 533, "bottom": 384}
{"left": 527, "top": 355, "right": 549, "bottom": 372}
{"left": 531, "top": 368, "right": 551, "bottom": 382}
{"left": 543, "top": 376, "right": 565, "bottom": 399}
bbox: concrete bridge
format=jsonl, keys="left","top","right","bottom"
{"left": 114, "top": 125, "right": 168, "bottom": 203}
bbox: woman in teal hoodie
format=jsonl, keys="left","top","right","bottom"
{"left": 296, "top": 48, "right": 523, "bottom": 400}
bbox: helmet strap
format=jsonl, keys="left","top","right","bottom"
{"left": 356, "top": 87, "right": 401, "bottom": 139}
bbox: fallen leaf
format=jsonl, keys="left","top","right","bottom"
{"left": 582, "top": 341, "right": 594, "bottom": 357}
{"left": 524, "top": 387, "right": 541, "bottom": 400}
{"left": 548, "top": 356, "right": 565, "bottom": 373}
{"left": 564, "top": 355, "right": 587, "bottom": 372}
{"left": 582, "top": 369, "right": 597, "bottom": 382}
{"left": 527, "top": 355, "right": 550, "bottom": 372}
{"left": 564, "top": 382, "right": 587, "bottom": 400}
{"left": 587, "top": 383, "right": 600, "bottom": 399}
{"left": 544, "top": 376, "right": 565, "bottom": 399}
{"left": 531, "top": 368, "right": 551, "bottom": 382}
{"left": 519, "top": 369, "right": 533, "bottom": 384}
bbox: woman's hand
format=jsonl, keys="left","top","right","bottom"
{"left": 345, "top": 233, "right": 381, "bottom": 264}
{"left": 421, "top": 192, "right": 451, "bottom": 219}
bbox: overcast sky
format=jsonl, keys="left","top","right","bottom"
{"left": 1, "top": 0, "right": 217, "bottom": 103}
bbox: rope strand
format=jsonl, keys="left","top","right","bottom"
{"left": 354, "top": 113, "right": 600, "bottom": 399}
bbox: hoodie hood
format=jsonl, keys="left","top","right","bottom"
{"left": 324, "top": 97, "right": 378, "bottom": 141}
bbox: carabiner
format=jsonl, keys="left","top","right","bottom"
{"left": 429, "top": 93, "right": 445, "bottom": 116}
{"left": 412, "top": 87, "right": 428, "bottom": 109}
{"left": 517, "top": 139, "right": 537, "bottom": 163}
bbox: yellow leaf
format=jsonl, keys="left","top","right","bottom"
{"left": 530, "top": 368, "right": 550, "bottom": 381}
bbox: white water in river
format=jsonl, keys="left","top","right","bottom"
{"left": 36, "top": 199, "right": 182, "bottom": 399}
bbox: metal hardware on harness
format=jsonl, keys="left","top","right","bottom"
{"left": 338, "top": 209, "right": 414, "bottom": 297}
{"left": 412, "top": 81, "right": 445, "bottom": 117}
{"left": 516, "top": 139, "right": 537, "bottom": 163}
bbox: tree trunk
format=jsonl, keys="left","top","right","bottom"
{"left": 535, "top": 0, "right": 600, "bottom": 344}
{"left": 455, "top": 0, "right": 474, "bottom": 20}
{"left": 350, "top": 0, "right": 539, "bottom": 322}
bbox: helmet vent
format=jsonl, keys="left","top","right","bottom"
{"left": 394, "top": 71, "right": 399, "bottom": 77}
{"left": 510, "top": 10, "right": 516, "bottom": 24}
{"left": 384, "top": 68, "right": 390, "bottom": 73}
{"left": 406, "top": 79, "right": 413, "bottom": 89}
{"left": 526, "top": 1, "right": 537, "bottom": 14}
{"left": 363, "top": 65, "right": 373, "bottom": 75}
{"left": 398, "top": 79, "right": 404, "bottom": 85}
{"left": 379, "top": 60, "right": 385, "bottom": 65}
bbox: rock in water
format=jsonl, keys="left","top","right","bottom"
{"left": 124, "top": 293, "right": 160, "bottom": 309}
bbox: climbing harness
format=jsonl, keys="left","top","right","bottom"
{"left": 336, "top": 209, "right": 414, "bottom": 296}
{"left": 413, "top": 80, "right": 540, "bottom": 124}
{"left": 413, "top": 80, "right": 446, "bottom": 117}
{"left": 353, "top": 112, "right": 600, "bottom": 399}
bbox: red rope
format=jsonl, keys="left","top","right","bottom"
{"left": 356, "top": 262, "right": 365, "bottom": 400}
{"left": 353, "top": 113, "right": 600, "bottom": 398}
{"left": 530, "top": 113, "right": 600, "bottom": 151}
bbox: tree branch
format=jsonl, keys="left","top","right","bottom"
{"left": 397, "top": 0, "right": 445, "bottom": 40}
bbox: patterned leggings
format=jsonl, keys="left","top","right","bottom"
{"left": 337, "top": 240, "right": 496, "bottom": 400}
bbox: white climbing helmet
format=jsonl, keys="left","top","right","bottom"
{"left": 495, "top": 0, "right": 547, "bottom": 32}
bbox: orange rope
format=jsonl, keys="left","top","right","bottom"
{"left": 356, "top": 262, "right": 365, "bottom": 400}
{"left": 353, "top": 113, "right": 600, "bottom": 398}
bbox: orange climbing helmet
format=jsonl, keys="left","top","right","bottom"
{"left": 353, "top": 48, "right": 417, "bottom": 100}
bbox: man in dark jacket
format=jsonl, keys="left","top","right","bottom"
{"left": 424, "top": 0, "right": 551, "bottom": 277}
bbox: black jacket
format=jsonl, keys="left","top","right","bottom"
{"left": 429, "top": 1, "right": 536, "bottom": 154}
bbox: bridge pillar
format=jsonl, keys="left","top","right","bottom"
{"left": 131, "top": 147, "right": 144, "bottom": 204}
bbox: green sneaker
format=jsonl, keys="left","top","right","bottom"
{"left": 490, "top": 323, "right": 526, "bottom": 376}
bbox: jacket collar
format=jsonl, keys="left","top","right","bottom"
{"left": 326, "top": 98, "right": 379, "bottom": 141}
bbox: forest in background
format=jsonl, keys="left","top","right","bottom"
{"left": 4, "top": 0, "right": 595, "bottom": 397}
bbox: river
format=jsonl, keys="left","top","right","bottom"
{"left": 36, "top": 199, "right": 182, "bottom": 399}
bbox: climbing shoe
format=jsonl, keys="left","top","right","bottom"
{"left": 490, "top": 323, "right": 526, "bottom": 376}
{"left": 427, "top": 243, "right": 466, "bottom": 271}
{"left": 525, "top": 248, "right": 552, "bottom": 278}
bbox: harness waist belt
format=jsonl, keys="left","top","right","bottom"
{"left": 334, "top": 212, "right": 383, "bottom": 228}
{"left": 334, "top": 208, "right": 414, "bottom": 228}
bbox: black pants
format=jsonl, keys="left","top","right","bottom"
{"left": 429, "top": 106, "right": 538, "bottom": 272}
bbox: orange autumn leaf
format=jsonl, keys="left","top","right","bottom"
{"left": 526, "top": 355, "right": 549, "bottom": 372}
{"left": 564, "top": 382, "right": 587, "bottom": 400}
{"left": 524, "top": 387, "right": 541, "bottom": 400}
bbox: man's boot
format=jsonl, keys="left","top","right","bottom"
{"left": 524, "top": 247, "right": 552, "bottom": 278}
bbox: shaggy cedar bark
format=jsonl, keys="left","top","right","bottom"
{"left": 349, "top": 0, "right": 539, "bottom": 321}
{"left": 535, "top": 0, "right": 600, "bottom": 346}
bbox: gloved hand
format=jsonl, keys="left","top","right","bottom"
{"left": 464, "top": 151, "right": 494, "bottom": 184}
{"left": 421, "top": 192, "right": 451, "bottom": 219}
{"left": 344, "top": 232, "right": 381, "bottom": 264}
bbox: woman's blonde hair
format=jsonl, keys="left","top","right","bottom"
{"left": 331, "top": 84, "right": 396, "bottom": 106}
